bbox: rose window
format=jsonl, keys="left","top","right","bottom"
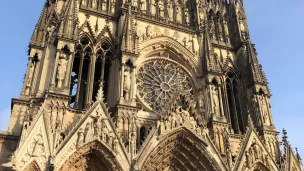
{"left": 137, "top": 58, "right": 193, "bottom": 111}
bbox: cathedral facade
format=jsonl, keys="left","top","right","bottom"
{"left": 0, "top": 0, "right": 303, "bottom": 170}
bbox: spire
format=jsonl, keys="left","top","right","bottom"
{"left": 58, "top": 0, "right": 78, "bottom": 40}
{"left": 120, "top": 1, "right": 138, "bottom": 54}
{"left": 30, "top": 2, "right": 50, "bottom": 47}
{"left": 244, "top": 34, "right": 268, "bottom": 87}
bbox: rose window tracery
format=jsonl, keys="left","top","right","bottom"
{"left": 137, "top": 58, "right": 193, "bottom": 112}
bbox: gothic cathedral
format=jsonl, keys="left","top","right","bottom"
{"left": 0, "top": 0, "right": 302, "bottom": 171}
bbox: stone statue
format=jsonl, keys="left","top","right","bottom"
{"left": 133, "top": 0, "right": 138, "bottom": 9}
{"left": 167, "top": 1, "right": 173, "bottom": 20}
{"left": 192, "top": 35, "right": 199, "bottom": 55}
{"left": 92, "top": 0, "right": 97, "bottom": 8}
{"left": 239, "top": 18, "right": 245, "bottom": 32}
{"left": 26, "top": 62, "right": 35, "bottom": 95}
{"left": 113, "top": 138, "right": 119, "bottom": 153}
{"left": 150, "top": 0, "right": 156, "bottom": 16}
{"left": 224, "top": 21, "right": 229, "bottom": 43}
{"left": 212, "top": 86, "right": 220, "bottom": 117}
{"left": 102, "top": 0, "right": 107, "bottom": 11}
{"left": 217, "top": 19, "right": 223, "bottom": 41}
{"left": 77, "top": 129, "right": 84, "bottom": 147}
{"left": 260, "top": 96, "right": 270, "bottom": 125}
{"left": 57, "top": 57, "right": 68, "bottom": 88}
{"left": 209, "top": 18, "right": 215, "bottom": 39}
{"left": 185, "top": 7, "right": 190, "bottom": 25}
{"left": 110, "top": 0, "right": 116, "bottom": 13}
{"left": 84, "top": 122, "right": 92, "bottom": 141}
{"left": 123, "top": 67, "right": 131, "bottom": 100}
{"left": 176, "top": 4, "right": 182, "bottom": 23}
{"left": 158, "top": 0, "right": 165, "bottom": 18}
{"left": 197, "top": 91, "right": 204, "bottom": 110}
{"left": 140, "top": 0, "right": 146, "bottom": 11}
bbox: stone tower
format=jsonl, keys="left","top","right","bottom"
{"left": 0, "top": 0, "right": 303, "bottom": 170}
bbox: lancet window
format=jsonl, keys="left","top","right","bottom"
{"left": 69, "top": 37, "right": 113, "bottom": 109}
{"left": 225, "top": 72, "right": 245, "bottom": 134}
{"left": 208, "top": 10, "right": 225, "bottom": 42}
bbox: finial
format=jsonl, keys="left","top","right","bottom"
{"left": 96, "top": 81, "right": 104, "bottom": 102}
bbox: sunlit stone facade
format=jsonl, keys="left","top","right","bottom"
{"left": 0, "top": 0, "right": 303, "bottom": 170}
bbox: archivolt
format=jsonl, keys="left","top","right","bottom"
{"left": 138, "top": 36, "right": 200, "bottom": 77}
{"left": 23, "top": 160, "right": 41, "bottom": 171}
{"left": 138, "top": 128, "right": 224, "bottom": 171}
{"left": 58, "top": 140, "right": 123, "bottom": 171}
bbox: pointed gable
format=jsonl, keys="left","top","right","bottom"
{"left": 234, "top": 118, "right": 279, "bottom": 171}
{"left": 13, "top": 113, "right": 50, "bottom": 171}
{"left": 54, "top": 101, "right": 130, "bottom": 170}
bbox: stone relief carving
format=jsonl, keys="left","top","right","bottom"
{"left": 17, "top": 132, "right": 47, "bottom": 170}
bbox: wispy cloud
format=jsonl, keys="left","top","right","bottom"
{"left": 0, "top": 107, "right": 11, "bottom": 131}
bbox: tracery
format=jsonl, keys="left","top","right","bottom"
{"left": 137, "top": 58, "right": 193, "bottom": 112}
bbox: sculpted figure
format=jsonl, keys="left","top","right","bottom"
{"left": 260, "top": 96, "right": 270, "bottom": 125}
{"left": 192, "top": 35, "right": 199, "bottom": 55}
{"left": 167, "top": 1, "right": 173, "bottom": 20}
{"left": 175, "top": 4, "right": 182, "bottom": 23}
{"left": 25, "top": 62, "right": 35, "bottom": 95}
{"left": 217, "top": 18, "right": 223, "bottom": 41}
{"left": 92, "top": 0, "right": 97, "bottom": 8}
{"left": 158, "top": 0, "right": 165, "bottom": 17}
{"left": 140, "top": 0, "right": 146, "bottom": 11}
{"left": 85, "top": 122, "right": 92, "bottom": 141}
{"left": 102, "top": 0, "right": 107, "bottom": 11}
{"left": 113, "top": 138, "right": 119, "bottom": 153}
{"left": 212, "top": 86, "right": 220, "bottom": 117}
{"left": 77, "top": 129, "right": 84, "bottom": 147}
{"left": 133, "top": 0, "right": 138, "bottom": 8}
{"left": 209, "top": 17, "right": 215, "bottom": 39}
{"left": 110, "top": 0, "right": 116, "bottom": 13}
{"left": 123, "top": 67, "right": 131, "bottom": 100}
{"left": 102, "top": 121, "right": 108, "bottom": 142}
{"left": 150, "top": 0, "right": 156, "bottom": 16}
{"left": 239, "top": 18, "right": 245, "bottom": 32}
{"left": 185, "top": 7, "right": 190, "bottom": 25}
{"left": 57, "top": 57, "right": 68, "bottom": 88}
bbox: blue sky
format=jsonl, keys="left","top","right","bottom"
{"left": 0, "top": 0, "right": 303, "bottom": 156}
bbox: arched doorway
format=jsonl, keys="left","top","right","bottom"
{"left": 58, "top": 140, "right": 123, "bottom": 171}
{"left": 23, "top": 161, "right": 41, "bottom": 171}
{"left": 140, "top": 128, "right": 224, "bottom": 171}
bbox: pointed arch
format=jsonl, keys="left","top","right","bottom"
{"left": 251, "top": 162, "right": 272, "bottom": 171}
{"left": 137, "top": 127, "right": 226, "bottom": 171}
{"left": 224, "top": 69, "right": 245, "bottom": 134}
{"left": 58, "top": 140, "right": 124, "bottom": 171}
{"left": 23, "top": 160, "right": 41, "bottom": 171}
{"left": 138, "top": 36, "right": 200, "bottom": 80}
{"left": 69, "top": 35, "right": 94, "bottom": 109}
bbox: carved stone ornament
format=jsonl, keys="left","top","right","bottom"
{"left": 137, "top": 58, "right": 193, "bottom": 112}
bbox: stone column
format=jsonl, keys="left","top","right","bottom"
{"left": 64, "top": 53, "right": 74, "bottom": 89}
{"left": 218, "top": 84, "right": 224, "bottom": 118}
{"left": 51, "top": 51, "right": 60, "bottom": 86}
{"left": 131, "top": 66, "right": 137, "bottom": 104}
{"left": 120, "top": 63, "right": 125, "bottom": 102}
